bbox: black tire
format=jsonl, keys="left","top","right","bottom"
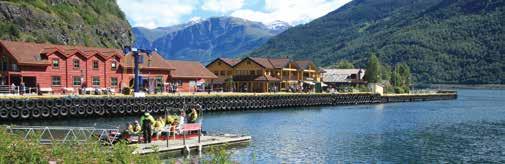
{"left": 106, "top": 98, "right": 114, "bottom": 107}
{"left": 31, "top": 108, "right": 41, "bottom": 119}
{"left": 89, "top": 98, "right": 98, "bottom": 107}
{"left": 60, "top": 107, "right": 69, "bottom": 117}
{"left": 69, "top": 107, "right": 78, "bottom": 116}
{"left": 98, "top": 98, "right": 106, "bottom": 106}
{"left": 41, "top": 107, "right": 50, "bottom": 118}
{"left": 126, "top": 105, "right": 133, "bottom": 114}
{"left": 72, "top": 98, "right": 80, "bottom": 106}
{"left": 0, "top": 108, "right": 9, "bottom": 119}
{"left": 81, "top": 98, "right": 90, "bottom": 107}
{"left": 94, "top": 107, "right": 105, "bottom": 116}
{"left": 146, "top": 105, "right": 153, "bottom": 113}
{"left": 133, "top": 106, "right": 140, "bottom": 113}
{"left": 4, "top": 99, "right": 15, "bottom": 109}
{"left": 54, "top": 99, "right": 64, "bottom": 108}
{"left": 110, "top": 106, "right": 119, "bottom": 115}
{"left": 35, "top": 99, "right": 45, "bottom": 109}
{"left": 153, "top": 106, "right": 160, "bottom": 113}
{"left": 85, "top": 107, "right": 94, "bottom": 116}
{"left": 118, "top": 106, "right": 126, "bottom": 115}
{"left": 26, "top": 99, "right": 35, "bottom": 109}
{"left": 10, "top": 108, "right": 20, "bottom": 119}
{"left": 50, "top": 107, "right": 60, "bottom": 117}
{"left": 64, "top": 98, "right": 72, "bottom": 107}
{"left": 77, "top": 106, "right": 86, "bottom": 116}
{"left": 14, "top": 99, "right": 26, "bottom": 109}
{"left": 45, "top": 99, "right": 55, "bottom": 108}
{"left": 20, "top": 108, "right": 31, "bottom": 119}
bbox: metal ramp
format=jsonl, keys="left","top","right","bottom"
{"left": 5, "top": 126, "right": 120, "bottom": 145}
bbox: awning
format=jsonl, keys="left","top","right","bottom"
{"left": 321, "top": 82, "right": 328, "bottom": 87}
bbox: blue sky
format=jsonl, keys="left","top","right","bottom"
{"left": 117, "top": 0, "right": 352, "bottom": 29}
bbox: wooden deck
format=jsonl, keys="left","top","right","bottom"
{"left": 131, "top": 134, "right": 251, "bottom": 155}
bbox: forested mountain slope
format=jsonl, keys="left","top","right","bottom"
{"left": 253, "top": 0, "right": 505, "bottom": 84}
{"left": 0, "top": 0, "right": 133, "bottom": 48}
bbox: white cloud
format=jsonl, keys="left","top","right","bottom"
{"left": 117, "top": 0, "right": 199, "bottom": 29}
{"left": 231, "top": 0, "right": 352, "bottom": 25}
{"left": 201, "top": 0, "right": 245, "bottom": 13}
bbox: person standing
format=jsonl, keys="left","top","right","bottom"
{"left": 140, "top": 112, "right": 155, "bottom": 143}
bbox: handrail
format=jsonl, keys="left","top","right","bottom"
{"left": 5, "top": 125, "right": 120, "bottom": 145}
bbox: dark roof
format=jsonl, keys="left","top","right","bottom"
{"left": 0, "top": 40, "right": 122, "bottom": 66}
{"left": 168, "top": 60, "right": 217, "bottom": 79}
{"left": 248, "top": 57, "right": 274, "bottom": 69}
{"left": 268, "top": 58, "right": 290, "bottom": 68}
{"left": 294, "top": 60, "right": 315, "bottom": 69}
{"left": 207, "top": 58, "right": 240, "bottom": 67}
{"left": 220, "top": 58, "right": 240, "bottom": 66}
{"left": 121, "top": 51, "right": 174, "bottom": 70}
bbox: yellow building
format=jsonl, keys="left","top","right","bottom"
{"left": 207, "top": 57, "right": 322, "bottom": 92}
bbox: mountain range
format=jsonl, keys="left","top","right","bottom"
{"left": 133, "top": 17, "right": 290, "bottom": 63}
{"left": 252, "top": 0, "right": 505, "bottom": 84}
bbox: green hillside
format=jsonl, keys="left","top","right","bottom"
{"left": 0, "top": 0, "right": 133, "bottom": 48}
{"left": 252, "top": 0, "right": 505, "bottom": 84}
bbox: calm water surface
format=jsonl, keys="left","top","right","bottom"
{"left": 13, "top": 89, "right": 505, "bottom": 163}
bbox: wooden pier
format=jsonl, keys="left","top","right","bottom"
{"left": 132, "top": 134, "right": 252, "bottom": 155}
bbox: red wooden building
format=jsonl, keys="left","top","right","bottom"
{"left": 0, "top": 40, "right": 215, "bottom": 94}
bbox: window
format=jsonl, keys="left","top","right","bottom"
{"left": 214, "top": 71, "right": 219, "bottom": 76}
{"left": 257, "top": 70, "right": 262, "bottom": 75}
{"left": 111, "top": 61, "right": 117, "bottom": 70}
{"left": 249, "top": 70, "right": 255, "bottom": 75}
{"left": 73, "top": 59, "right": 80, "bottom": 69}
{"left": 92, "top": 76, "right": 100, "bottom": 86}
{"left": 0, "top": 56, "right": 7, "bottom": 71}
{"left": 52, "top": 76, "right": 61, "bottom": 86}
{"left": 220, "top": 71, "right": 225, "bottom": 76}
{"left": 247, "top": 61, "right": 251, "bottom": 64}
{"left": 217, "top": 62, "right": 222, "bottom": 65}
{"left": 73, "top": 76, "right": 81, "bottom": 86}
{"left": 52, "top": 59, "right": 59, "bottom": 69}
{"left": 93, "top": 60, "right": 99, "bottom": 70}
{"left": 227, "top": 71, "right": 232, "bottom": 75}
{"left": 111, "top": 77, "right": 118, "bottom": 86}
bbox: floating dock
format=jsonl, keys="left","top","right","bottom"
{"left": 132, "top": 134, "right": 252, "bottom": 155}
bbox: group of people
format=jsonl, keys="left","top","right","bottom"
{"left": 126, "top": 107, "right": 199, "bottom": 143}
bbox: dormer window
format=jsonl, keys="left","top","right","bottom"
{"left": 73, "top": 59, "right": 80, "bottom": 69}
{"left": 52, "top": 59, "right": 59, "bottom": 69}
{"left": 93, "top": 60, "right": 99, "bottom": 70}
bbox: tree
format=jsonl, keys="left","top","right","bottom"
{"left": 331, "top": 60, "right": 355, "bottom": 69}
{"left": 364, "top": 54, "right": 381, "bottom": 83}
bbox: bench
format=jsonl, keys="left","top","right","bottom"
{"left": 182, "top": 123, "right": 202, "bottom": 144}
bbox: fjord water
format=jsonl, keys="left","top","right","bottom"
{"left": 16, "top": 89, "right": 505, "bottom": 162}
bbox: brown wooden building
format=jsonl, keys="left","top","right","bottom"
{"left": 206, "top": 57, "right": 322, "bottom": 92}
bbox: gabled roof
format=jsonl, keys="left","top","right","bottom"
{"left": 294, "top": 60, "right": 316, "bottom": 70}
{"left": 121, "top": 52, "right": 175, "bottom": 70}
{"left": 321, "top": 69, "right": 366, "bottom": 82}
{"left": 248, "top": 57, "right": 274, "bottom": 69}
{"left": 0, "top": 40, "right": 123, "bottom": 66}
{"left": 268, "top": 58, "right": 290, "bottom": 68}
{"left": 207, "top": 58, "right": 240, "bottom": 67}
{"left": 167, "top": 60, "right": 217, "bottom": 79}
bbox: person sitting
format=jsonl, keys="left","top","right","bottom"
{"left": 128, "top": 121, "right": 141, "bottom": 134}
{"left": 188, "top": 108, "right": 198, "bottom": 123}
{"left": 152, "top": 119, "right": 164, "bottom": 140}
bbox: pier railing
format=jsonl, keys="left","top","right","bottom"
{"left": 5, "top": 125, "right": 120, "bottom": 145}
